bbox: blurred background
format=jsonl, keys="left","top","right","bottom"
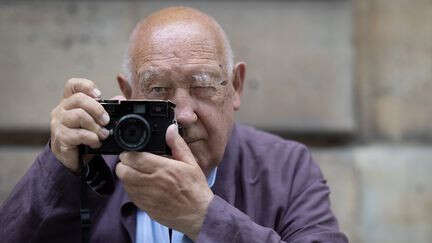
{"left": 0, "top": 0, "right": 431, "bottom": 242}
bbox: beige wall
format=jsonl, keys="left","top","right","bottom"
{"left": 1, "top": 1, "right": 432, "bottom": 242}
{"left": 355, "top": 0, "right": 432, "bottom": 141}
{"left": 0, "top": 0, "right": 354, "bottom": 133}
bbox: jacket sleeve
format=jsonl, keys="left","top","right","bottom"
{"left": 196, "top": 144, "right": 349, "bottom": 243}
{"left": 0, "top": 144, "right": 82, "bottom": 242}
{"left": 0, "top": 144, "right": 111, "bottom": 243}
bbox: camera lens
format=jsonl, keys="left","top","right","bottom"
{"left": 114, "top": 114, "right": 151, "bottom": 151}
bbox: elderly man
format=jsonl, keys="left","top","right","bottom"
{"left": 0, "top": 6, "right": 348, "bottom": 243}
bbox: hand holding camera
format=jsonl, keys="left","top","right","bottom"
{"left": 50, "top": 78, "right": 110, "bottom": 173}
{"left": 50, "top": 78, "right": 178, "bottom": 173}
{"left": 115, "top": 124, "right": 214, "bottom": 240}
{"left": 82, "top": 99, "right": 177, "bottom": 155}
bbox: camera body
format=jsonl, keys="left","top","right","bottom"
{"left": 83, "top": 99, "right": 176, "bottom": 155}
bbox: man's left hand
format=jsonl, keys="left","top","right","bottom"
{"left": 115, "top": 124, "right": 214, "bottom": 241}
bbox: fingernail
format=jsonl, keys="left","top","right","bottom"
{"left": 101, "top": 113, "right": 110, "bottom": 125}
{"left": 92, "top": 88, "right": 101, "bottom": 98}
{"left": 171, "top": 123, "right": 178, "bottom": 134}
{"left": 100, "top": 128, "right": 109, "bottom": 139}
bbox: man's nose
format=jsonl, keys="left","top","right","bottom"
{"left": 172, "top": 88, "right": 198, "bottom": 126}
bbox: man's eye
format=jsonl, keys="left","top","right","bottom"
{"left": 148, "top": 87, "right": 172, "bottom": 99}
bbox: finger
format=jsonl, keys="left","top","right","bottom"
{"left": 64, "top": 78, "right": 101, "bottom": 99}
{"left": 165, "top": 124, "right": 196, "bottom": 165}
{"left": 119, "top": 151, "right": 174, "bottom": 174}
{"left": 61, "top": 92, "right": 110, "bottom": 126}
{"left": 109, "top": 95, "right": 126, "bottom": 100}
{"left": 115, "top": 162, "right": 152, "bottom": 186}
{"left": 58, "top": 125, "right": 101, "bottom": 149}
{"left": 61, "top": 108, "right": 109, "bottom": 140}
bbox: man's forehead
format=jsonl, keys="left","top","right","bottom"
{"left": 134, "top": 43, "right": 219, "bottom": 66}
{"left": 137, "top": 63, "right": 223, "bottom": 81}
{"left": 133, "top": 23, "right": 221, "bottom": 58}
{"left": 130, "top": 18, "right": 226, "bottom": 61}
{"left": 127, "top": 7, "right": 231, "bottom": 83}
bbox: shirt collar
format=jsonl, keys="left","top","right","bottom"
{"left": 207, "top": 167, "right": 217, "bottom": 188}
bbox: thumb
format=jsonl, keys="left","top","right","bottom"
{"left": 165, "top": 124, "right": 196, "bottom": 164}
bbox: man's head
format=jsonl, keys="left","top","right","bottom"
{"left": 117, "top": 7, "right": 246, "bottom": 175}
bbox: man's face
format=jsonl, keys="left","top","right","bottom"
{"left": 128, "top": 22, "right": 237, "bottom": 174}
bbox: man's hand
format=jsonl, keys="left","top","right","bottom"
{"left": 116, "top": 124, "right": 214, "bottom": 241}
{"left": 50, "top": 78, "right": 110, "bottom": 172}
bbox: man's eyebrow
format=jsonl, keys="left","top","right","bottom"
{"left": 137, "top": 69, "right": 158, "bottom": 84}
{"left": 191, "top": 71, "right": 221, "bottom": 82}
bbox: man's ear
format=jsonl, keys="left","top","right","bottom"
{"left": 117, "top": 74, "right": 132, "bottom": 99}
{"left": 232, "top": 62, "right": 246, "bottom": 110}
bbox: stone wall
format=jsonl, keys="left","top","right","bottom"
{"left": 355, "top": 0, "right": 432, "bottom": 141}
{"left": 1, "top": 1, "right": 431, "bottom": 242}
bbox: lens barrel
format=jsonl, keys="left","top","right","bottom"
{"left": 114, "top": 114, "right": 151, "bottom": 151}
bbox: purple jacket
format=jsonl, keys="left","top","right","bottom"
{"left": 0, "top": 124, "right": 348, "bottom": 242}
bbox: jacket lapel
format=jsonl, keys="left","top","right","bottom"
{"left": 121, "top": 199, "right": 137, "bottom": 243}
{"left": 103, "top": 155, "right": 137, "bottom": 243}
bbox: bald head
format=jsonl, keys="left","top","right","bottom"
{"left": 116, "top": 7, "right": 246, "bottom": 175}
{"left": 123, "top": 7, "right": 234, "bottom": 84}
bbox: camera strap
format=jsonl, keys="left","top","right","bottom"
{"left": 79, "top": 149, "right": 91, "bottom": 243}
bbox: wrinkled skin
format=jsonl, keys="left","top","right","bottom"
{"left": 50, "top": 78, "right": 110, "bottom": 172}
{"left": 50, "top": 6, "right": 246, "bottom": 240}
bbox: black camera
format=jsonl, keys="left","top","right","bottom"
{"left": 82, "top": 99, "right": 177, "bottom": 155}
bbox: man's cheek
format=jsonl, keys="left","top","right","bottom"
{"left": 188, "top": 142, "right": 208, "bottom": 164}
{"left": 210, "top": 95, "right": 228, "bottom": 105}
{"left": 188, "top": 141, "right": 205, "bottom": 158}
{"left": 207, "top": 94, "right": 233, "bottom": 115}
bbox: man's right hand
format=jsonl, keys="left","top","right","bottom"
{"left": 50, "top": 78, "right": 110, "bottom": 173}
